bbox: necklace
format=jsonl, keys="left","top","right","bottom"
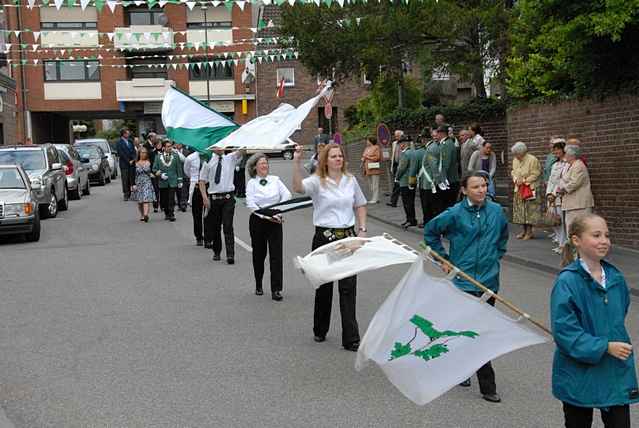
{"left": 259, "top": 178, "right": 268, "bottom": 186}
{"left": 160, "top": 153, "right": 173, "bottom": 167}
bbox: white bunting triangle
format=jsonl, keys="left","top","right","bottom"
{"left": 106, "top": 0, "right": 117, "bottom": 13}
{"left": 33, "top": 59, "right": 38, "bottom": 65}
{"left": 186, "top": 1, "right": 196, "bottom": 10}
{"left": 257, "top": 56, "right": 263, "bottom": 63}
{"left": 26, "top": 0, "right": 36, "bottom": 9}
{"left": 212, "top": 1, "right": 221, "bottom": 6}
{"left": 262, "top": 0, "right": 271, "bottom": 4}
{"left": 32, "top": 32, "right": 40, "bottom": 41}
{"left": 107, "top": 32, "right": 115, "bottom": 41}
{"left": 14, "top": 31, "right": 21, "bottom": 38}
{"left": 61, "top": 49, "right": 66, "bottom": 55}
{"left": 236, "top": 0, "right": 245, "bottom": 10}
{"left": 194, "top": 41, "right": 201, "bottom": 50}
{"left": 32, "top": 44, "right": 38, "bottom": 51}
{"left": 97, "top": 54, "right": 103, "bottom": 59}
{"left": 4, "top": 44, "right": 11, "bottom": 53}
{"left": 80, "top": 0, "right": 91, "bottom": 10}
{"left": 134, "top": 0, "right": 144, "bottom": 5}
{"left": 159, "top": 0, "right": 168, "bottom": 6}
{"left": 172, "top": 63, "right": 178, "bottom": 70}
{"left": 53, "top": 0, "right": 64, "bottom": 10}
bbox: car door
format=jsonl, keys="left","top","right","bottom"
{"left": 46, "top": 146, "right": 65, "bottom": 199}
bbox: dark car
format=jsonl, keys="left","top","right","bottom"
{"left": 75, "top": 138, "right": 116, "bottom": 180}
{"left": 76, "top": 145, "right": 110, "bottom": 186}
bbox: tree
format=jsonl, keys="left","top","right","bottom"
{"left": 507, "top": 0, "right": 639, "bottom": 100}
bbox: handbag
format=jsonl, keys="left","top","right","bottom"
{"left": 518, "top": 183, "right": 535, "bottom": 201}
{"left": 367, "top": 162, "right": 380, "bottom": 170}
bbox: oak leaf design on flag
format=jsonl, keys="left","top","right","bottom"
{"left": 389, "top": 315, "right": 479, "bottom": 362}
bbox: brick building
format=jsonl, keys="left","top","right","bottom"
{"left": 0, "top": 9, "right": 18, "bottom": 146}
{"left": 4, "top": 3, "right": 259, "bottom": 144}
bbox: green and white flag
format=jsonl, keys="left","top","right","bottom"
{"left": 161, "top": 86, "right": 239, "bottom": 153}
{"left": 355, "top": 260, "right": 547, "bottom": 405}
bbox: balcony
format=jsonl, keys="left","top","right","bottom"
{"left": 44, "top": 82, "right": 101, "bottom": 100}
{"left": 188, "top": 80, "right": 235, "bottom": 98}
{"left": 116, "top": 78, "right": 174, "bottom": 102}
{"left": 186, "top": 28, "right": 233, "bottom": 46}
{"left": 41, "top": 30, "right": 99, "bottom": 48}
{"left": 113, "top": 25, "right": 173, "bottom": 51}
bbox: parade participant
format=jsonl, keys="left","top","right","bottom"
{"left": 511, "top": 141, "right": 542, "bottom": 240}
{"left": 130, "top": 147, "right": 156, "bottom": 222}
{"left": 360, "top": 136, "right": 382, "bottom": 204}
{"left": 246, "top": 153, "right": 292, "bottom": 300}
{"left": 387, "top": 130, "right": 404, "bottom": 207}
{"left": 234, "top": 152, "right": 248, "bottom": 198}
{"left": 439, "top": 125, "right": 461, "bottom": 208}
{"left": 396, "top": 137, "right": 416, "bottom": 228}
{"left": 424, "top": 171, "right": 509, "bottom": 403}
{"left": 184, "top": 150, "right": 211, "bottom": 246}
{"left": 117, "top": 128, "right": 136, "bottom": 201}
{"left": 409, "top": 133, "right": 426, "bottom": 227}
{"left": 173, "top": 143, "right": 188, "bottom": 212}
{"left": 151, "top": 139, "right": 163, "bottom": 212}
{"left": 417, "top": 127, "right": 447, "bottom": 225}
{"left": 199, "top": 146, "right": 245, "bottom": 264}
{"left": 292, "top": 143, "right": 367, "bottom": 352}
{"left": 152, "top": 140, "right": 183, "bottom": 222}
{"left": 551, "top": 214, "right": 638, "bottom": 428}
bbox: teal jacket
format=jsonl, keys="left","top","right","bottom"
{"left": 440, "top": 137, "right": 460, "bottom": 184}
{"left": 551, "top": 260, "right": 639, "bottom": 408}
{"left": 424, "top": 198, "right": 508, "bottom": 293}
{"left": 395, "top": 149, "right": 412, "bottom": 187}
{"left": 152, "top": 153, "right": 183, "bottom": 189}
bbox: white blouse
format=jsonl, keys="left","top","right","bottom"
{"left": 302, "top": 174, "right": 367, "bottom": 228}
{"left": 246, "top": 175, "right": 292, "bottom": 214}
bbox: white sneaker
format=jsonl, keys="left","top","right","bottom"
{"left": 368, "top": 200, "right": 378, "bottom": 204}
{"left": 552, "top": 247, "right": 562, "bottom": 254}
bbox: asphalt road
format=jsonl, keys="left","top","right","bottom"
{"left": 0, "top": 159, "right": 637, "bottom": 427}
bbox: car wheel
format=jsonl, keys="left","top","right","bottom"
{"left": 25, "top": 212, "right": 41, "bottom": 242}
{"left": 111, "top": 168, "right": 117, "bottom": 179}
{"left": 283, "top": 150, "right": 293, "bottom": 160}
{"left": 105, "top": 170, "right": 112, "bottom": 184}
{"left": 40, "top": 192, "right": 58, "bottom": 219}
{"left": 83, "top": 179, "right": 91, "bottom": 195}
{"left": 99, "top": 171, "right": 106, "bottom": 186}
{"left": 58, "top": 185, "right": 69, "bottom": 211}
{"left": 69, "top": 182, "right": 81, "bottom": 200}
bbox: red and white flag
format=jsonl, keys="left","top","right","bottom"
{"left": 276, "top": 78, "right": 285, "bottom": 98}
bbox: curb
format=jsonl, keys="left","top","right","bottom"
{"left": 367, "top": 212, "right": 639, "bottom": 297}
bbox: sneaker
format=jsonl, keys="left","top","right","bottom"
{"left": 552, "top": 246, "right": 562, "bottom": 254}
{"left": 368, "top": 200, "right": 378, "bottom": 204}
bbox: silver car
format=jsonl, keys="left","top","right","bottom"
{"left": 75, "top": 138, "right": 117, "bottom": 180}
{"left": 0, "top": 164, "right": 40, "bottom": 242}
{"left": 0, "top": 144, "right": 68, "bottom": 218}
{"left": 54, "top": 144, "right": 91, "bottom": 199}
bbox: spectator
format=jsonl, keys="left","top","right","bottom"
{"left": 116, "top": 128, "right": 136, "bottom": 201}
{"left": 461, "top": 123, "right": 484, "bottom": 173}
{"left": 558, "top": 144, "right": 594, "bottom": 234}
{"left": 361, "top": 136, "right": 382, "bottom": 204}
{"left": 545, "top": 141, "right": 568, "bottom": 254}
{"left": 543, "top": 136, "right": 563, "bottom": 184}
{"left": 387, "top": 130, "right": 404, "bottom": 207}
{"left": 312, "top": 127, "right": 329, "bottom": 153}
{"left": 468, "top": 140, "right": 497, "bottom": 198}
{"left": 511, "top": 141, "right": 541, "bottom": 240}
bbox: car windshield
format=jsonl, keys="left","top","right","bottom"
{"left": 77, "top": 146, "right": 100, "bottom": 159}
{"left": 0, "top": 169, "right": 26, "bottom": 189}
{"left": 0, "top": 150, "right": 46, "bottom": 171}
{"left": 78, "top": 141, "right": 110, "bottom": 155}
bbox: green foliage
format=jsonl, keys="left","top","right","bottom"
{"left": 507, "top": 0, "right": 639, "bottom": 100}
{"left": 390, "top": 342, "right": 413, "bottom": 360}
{"left": 414, "top": 344, "right": 449, "bottom": 361}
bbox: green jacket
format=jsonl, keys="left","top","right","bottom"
{"left": 395, "top": 149, "right": 412, "bottom": 187}
{"left": 417, "top": 140, "right": 442, "bottom": 191}
{"left": 551, "top": 260, "right": 639, "bottom": 408}
{"left": 152, "top": 153, "right": 183, "bottom": 188}
{"left": 409, "top": 144, "right": 425, "bottom": 183}
{"left": 440, "top": 136, "right": 460, "bottom": 184}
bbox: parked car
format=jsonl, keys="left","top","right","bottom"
{"left": 75, "top": 145, "right": 110, "bottom": 186}
{"left": 246, "top": 142, "right": 296, "bottom": 160}
{"left": 75, "top": 138, "right": 117, "bottom": 179}
{"left": 54, "top": 144, "right": 90, "bottom": 200}
{"left": 0, "top": 144, "right": 68, "bottom": 218}
{"left": 0, "top": 164, "right": 41, "bottom": 242}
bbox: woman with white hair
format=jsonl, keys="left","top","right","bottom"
{"left": 245, "top": 153, "right": 292, "bottom": 301}
{"left": 557, "top": 143, "right": 594, "bottom": 234}
{"left": 511, "top": 141, "right": 542, "bottom": 239}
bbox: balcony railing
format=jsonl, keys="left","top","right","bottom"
{"left": 116, "top": 78, "right": 174, "bottom": 102}
{"left": 41, "top": 30, "right": 99, "bottom": 48}
{"left": 113, "top": 25, "right": 173, "bottom": 51}
{"left": 186, "top": 28, "right": 233, "bottom": 46}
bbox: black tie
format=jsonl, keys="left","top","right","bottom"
{"left": 214, "top": 154, "right": 223, "bottom": 184}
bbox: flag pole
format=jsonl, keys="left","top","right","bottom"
{"left": 425, "top": 246, "right": 552, "bottom": 336}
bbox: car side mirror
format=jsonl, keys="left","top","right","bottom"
{"left": 80, "top": 157, "right": 90, "bottom": 163}
{"left": 31, "top": 182, "right": 41, "bottom": 190}
{"left": 51, "top": 162, "right": 62, "bottom": 170}
{"left": 102, "top": 156, "right": 108, "bottom": 160}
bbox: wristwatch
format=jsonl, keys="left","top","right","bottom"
{"left": 358, "top": 227, "right": 367, "bottom": 232}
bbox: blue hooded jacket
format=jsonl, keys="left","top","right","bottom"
{"left": 551, "top": 260, "right": 639, "bottom": 408}
{"left": 424, "top": 198, "right": 508, "bottom": 293}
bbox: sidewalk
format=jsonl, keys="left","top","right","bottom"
{"left": 367, "top": 199, "right": 639, "bottom": 293}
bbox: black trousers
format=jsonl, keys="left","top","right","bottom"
{"left": 249, "top": 214, "right": 283, "bottom": 292}
{"left": 191, "top": 186, "right": 211, "bottom": 243}
{"left": 234, "top": 168, "right": 246, "bottom": 197}
{"left": 177, "top": 176, "right": 189, "bottom": 209}
{"left": 467, "top": 291, "right": 497, "bottom": 395}
{"left": 205, "top": 195, "right": 235, "bottom": 258}
{"left": 159, "top": 187, "right": 176, "bottom": 218}
{"left": 312, "top": 229, "right": 360, "bottom": 347}
{"left": 120, "top": 164, "right": 134, "bottom": 198}
{"left": 420, "top": 188, "right": 446, "bottom": 225}
{"left": 389, "top": 162, "right": 400, "bottom": 205}
{"left": 151, "top": 176, "right": 160, "bottom": 209}
{"left": 443, "top": 182, "right": 461, "bottom": 209}
{"left": 563, "top": 402, "right": 630, "bottom": 428}
{"left": 400, "top": 186, "right": 416, "bottom": 224}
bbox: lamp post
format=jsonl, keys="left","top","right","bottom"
{"left": 201, "top": 5, "right": 211, "bottom": 106}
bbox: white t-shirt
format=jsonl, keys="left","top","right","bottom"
{"left": 200, "top": 151, "right": 240, "bottom": 193}
{"left": 302, "top": 174, "right": 367, "bottom": 228}
{"left": 246, "top": 175, "right": 292, "bottom": 214}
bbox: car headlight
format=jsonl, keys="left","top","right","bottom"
{"left": 90, "top": 162, "right": 99, "bottom": 171}
{"left": 3, "top": 203, "right": 34, "bottom": 217}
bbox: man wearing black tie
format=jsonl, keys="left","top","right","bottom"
{"left": 198, "top": 146, "right": 245, "bottom": 264}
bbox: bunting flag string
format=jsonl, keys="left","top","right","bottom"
{"left": 0, "top": 0, "right": 372, "bottom": 8}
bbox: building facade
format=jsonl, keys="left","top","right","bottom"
{"left": 0, "top": 9, "right": 18, "bottom": 146}
{"left": 5, "top": 3, "right": 258, "bottom": 144}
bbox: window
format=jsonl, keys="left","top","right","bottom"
{"left": 44, "top": 60, "right": 100, "bottom": 81}
{"left": 127, "top": 9, "right": 166, "bottom": 26}
{"left": 188, "top": 61, "right": 234, "bottom": 80}
{"left": 41, "top": 22, "right": 97, "bottom": 30}
{"left": 46, "top": 146, "right": 59, "bottom": 168}
{"left": 431, "top": 66, "right": 450, "bottom": 81}
{"left": 186, "top": 21, "right": 232, "bottom": 29}
{"left": 276, "top": 68, "right": 295, "bottom": 87}
{"left": 0, "top": 124, "right": 3, "bottom": 145}
{"left": 127, "top": 58, "right": 168, "bottom": 79}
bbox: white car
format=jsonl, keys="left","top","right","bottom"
{"left": 75, "top": 138, "right": 117, "bottom": 179}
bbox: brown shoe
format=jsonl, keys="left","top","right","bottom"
{"left": 516, "top": 232, "right": 525, "bottom": 239}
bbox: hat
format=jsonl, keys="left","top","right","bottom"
{"left": 436, "top": 125, "right": 448, "bottom": 133}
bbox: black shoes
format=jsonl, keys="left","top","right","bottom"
{"left": 227, "top": 258, "right": 235, "bottom": 265}
{"left": 402, "top": 221, "right": 417, "bottom": 230}
{"left": 169, "top": 216, "right": 176, "bottom": 222}
{"left": 459, "top": 379, "right": 471, "bottom": 387}
{"left": 386, "top": 203, "right": 397, "bottom": 207}
{"left": 196, "top": 239, "right": 203, "bottom": 246}
{"left": 153, "top": 208, "right": 158, "bottom": 213}
{"left": 272, "top": 291, "right": 283, "bottom": 301}
{"left": 204, "top": 242, "right": 212, "bottom": 249}
{"left": 314, "top": 336, "right": 326, "bottom": 343}
{"left": 343, "top": 342, "right": 360, "bottom": 352}
{"left": 213, "top": 253, "right": 221, "bottom": 261}
{"left": 255, "top": 288, "right": 264, "bottom": 296}
{"left": 482, "top": 393, "right": 501, "bottom": 403}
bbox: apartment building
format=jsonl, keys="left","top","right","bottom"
{"left": 5, "top": 3, "right": 257, "bottom": 144}
{"left": 0, "top": 9, "right": 18, "bottom": 145}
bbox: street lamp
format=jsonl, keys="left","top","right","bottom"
{"left": 201, "top": 5, "right": 211, "bottom": 106}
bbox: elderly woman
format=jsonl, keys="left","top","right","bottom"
{"left": 245, "top": 153, "right": 292, "bottom": 300}
{"left": 361, "top": 136, "right": 382, "bottom": 204}
{"left": 511, "top": 142, "right": 542, "bottom": 240}
{"left": 545, "top": 141, "right": 568, "bottom": 253}
{"left": 558, "top": 143, "right": 594, "bottom": 235}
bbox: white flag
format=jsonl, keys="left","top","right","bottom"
{"left": 294, "top": 235, "right": 418, "bottom": 289}
{"left": 356, "top": 260, "right": 548, "bottom": 405}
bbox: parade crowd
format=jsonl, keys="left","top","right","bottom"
{"left": 115, "top": 113, "right": 635, "bottom": 427}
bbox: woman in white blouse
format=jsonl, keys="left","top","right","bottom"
{"left": 246, "top": 153, "right": 292, "bottom": 301}
{"left": 292, "top": 143, "right": 368, "bottom": 352}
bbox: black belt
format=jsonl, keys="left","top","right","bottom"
{"left": 209, "top": 192, "right": 234, "bottom": 200}
{"left": 315, "top": 226, "right": 355, "bottom": 241}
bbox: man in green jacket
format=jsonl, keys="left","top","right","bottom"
{"left": 438, "top": 125, "right": 460, "bottom": 209}
{"left": 395, "top": 138, "right": 416, "bottom": 228}
{"left": 152, "top": 140, "right": 184, "bottom": 222}
{"left": 409, "top": 132, "right": 426, "bottom": 227}
{"left": 418, "top": 128, "right": 446, "bottom": 225}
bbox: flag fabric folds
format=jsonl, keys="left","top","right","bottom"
{"left": 355, "top": 260, "right": 548, "bottom": 405}
{"left": 294, "top": 235, "right": 419, "bottom": 289}
{"left": 254, "top": 196, "right": 313, "bottom": 217}
{"left": 162, "top": 86, "right": 239, "bottom": 153}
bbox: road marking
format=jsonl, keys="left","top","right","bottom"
{"left": 235, "top": 235, "right": 253, "bottom": 253}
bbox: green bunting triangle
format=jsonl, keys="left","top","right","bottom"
{"left": 257, "top": 19, "right": 267, "bottom": 30}
{"left": 94, "top": 0, "right": 105, "bottom": 11}
{"left": 152, "top": 32, "right": 161, "bottom": 41}
{"left": 66, "top": 0, "right": 74, "bottom": 7}
{"left": 133, "top": 33, "right": 142, "bottom": 41}
{"left": 147, "top": 0, "right": 157, "bottom": 8}
{"left": 224, "top": 0, "right": 233, "bottom": 11}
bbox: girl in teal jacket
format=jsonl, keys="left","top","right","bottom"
{"left": 551, "top": 213, "right": 638, "bottom": 427}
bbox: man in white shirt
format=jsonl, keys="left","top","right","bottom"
{"left": 199, "top": 147, "right": 245, "bottom": 264}
{"left": 185, "top": 151, "right": 211, "bottom": 247}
